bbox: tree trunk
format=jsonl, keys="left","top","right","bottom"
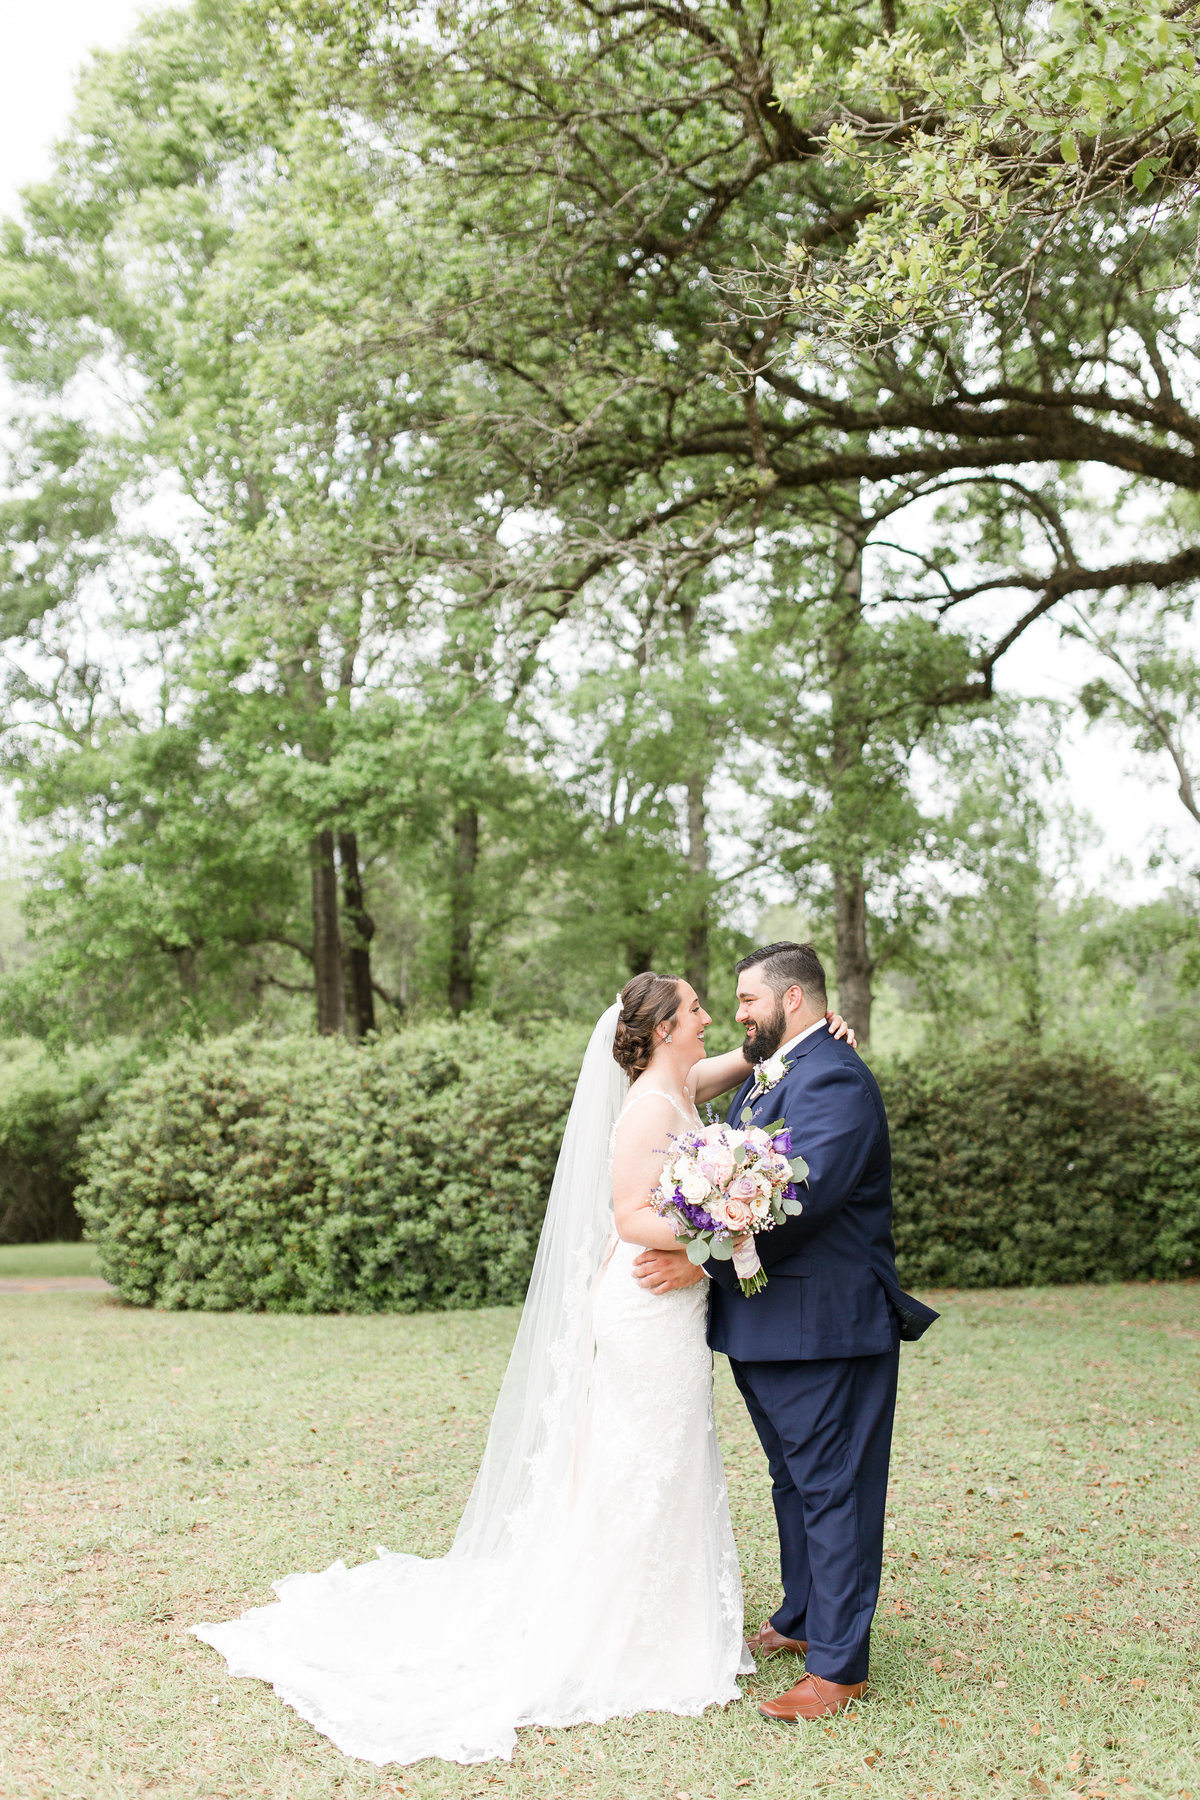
{"left": 827, "top": 505, "right": 875, "bottom": 1044}
{"left": 338, "top": 830, "right": 376, "bottom": 1039}
{"left": 448, "top": 806, "right": 478, "bottom": 1015}
{"left": 683, "top": 769, "right": 709, "bottom": 998}
{"left": 174, "top": 945, "right": 198, "bottom": 998}
{"left": 832, "top": 868, "right": 873, "bottom": 1041}
{"left": 625, "top": 939, "right": 656, "bottom": 978}
{"left": 1022, "top": 935, "right": 1043, "bottom": 1039}
{"left": 310, "top": 829, "right": 345, "bottom": 1035}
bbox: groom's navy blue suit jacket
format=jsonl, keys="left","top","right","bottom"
{"left": 706, "top": 1028, "right": 938, "bottom": 1362}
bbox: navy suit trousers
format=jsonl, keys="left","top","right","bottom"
{"left": 729, "top": 1346, "right": 900, "bottom": 1686}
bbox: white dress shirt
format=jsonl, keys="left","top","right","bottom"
{"left": 770, "top": 1017, "right": 828, "bottom": 1064}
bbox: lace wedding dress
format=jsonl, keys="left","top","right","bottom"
{"left": 192, "top": 1006, "right": 751, "bottom": 1765}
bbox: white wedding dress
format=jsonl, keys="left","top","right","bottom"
{"left": 192, "top": 1006, "right": 751, "bottom": 1765}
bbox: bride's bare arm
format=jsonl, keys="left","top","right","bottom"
{"left": 610, "top": 1095, "right": 687, "bottom": 1249}
{"left": 690, "top": 1048, "right": 751, "bottom": 1105}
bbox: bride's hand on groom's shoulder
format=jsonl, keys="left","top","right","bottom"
{"left": 825, "top": 1010, "right": 857, "bottom": 1050}
{"left": 632, "top": 1247, "right": 708, "bottom": 1294}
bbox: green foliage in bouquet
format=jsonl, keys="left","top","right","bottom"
{"left": 77, "top": 1024, "right": 584, "bottom": 1312}
{"left": 888, "top": 1052, "right": 1200, "bottom": 1289}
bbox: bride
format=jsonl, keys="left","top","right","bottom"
{"left": 192, "top": 971, "right": 849, "bottom": 1765}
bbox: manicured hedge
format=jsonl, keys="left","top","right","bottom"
{"left": 887, "top": 1052, "right": 1199, "bottom": 1289}
{"left": 77, "top": 1023, "right": 584, "bottom": 1311}
{"left": 77, "top": 1032, "right": 1200, "bottom": 1310}
{"left": 0, "top": 1040, "right": 141, "bottom": 1243}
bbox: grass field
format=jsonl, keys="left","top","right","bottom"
{"left": 0, "top": 1242, "right": 101, "bottom": 1280}
{"left": 1, "top": 1282, "right": 1197, "bottom": 1800}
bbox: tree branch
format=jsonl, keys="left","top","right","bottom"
{"left": 926, "top": 544, "right": 1200, "bottom": 705}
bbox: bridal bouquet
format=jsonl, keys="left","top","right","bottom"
{"left": 650, "top": 1120, "right": 808, "bottom": 1297}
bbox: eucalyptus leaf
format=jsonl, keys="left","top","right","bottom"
{"left": 685, "top": 1236, "right": 710, "bottom": 1265}
{"left": 709, "top": 1237, "right": 735, "bottom": 1261}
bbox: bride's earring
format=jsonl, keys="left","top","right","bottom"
{"left": 664, "top": 1032, "right": 673, "bottom": 1043}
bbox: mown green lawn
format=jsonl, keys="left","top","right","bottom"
{"left": 0, "top": 1242, "right": 101, "bottom": 1280}
{"left": 1, "top": 1282, "right": 1197, "bottom": 1800}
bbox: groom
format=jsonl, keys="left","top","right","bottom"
{"left": 634, "top": 941, "right": 938, "bottom": 1721}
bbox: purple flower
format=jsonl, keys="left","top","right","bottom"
{"left": 772, "top": 1128, "right": 792, "bottom": 1155}
{"left": 782, "top": 1182, "right": 796, "bottom": 1201}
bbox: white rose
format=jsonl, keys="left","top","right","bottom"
{"left": 750, "top": 1181, "right": 773, "bottom": 1220}
{"left": 759, "top": 1055, "right": 787, "bottom": 1085}
{"left": 680, "top": 1166, "right": 711, "bottom": 1204}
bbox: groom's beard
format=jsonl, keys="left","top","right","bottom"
{"left": 742, "top": 999, "right": 788, "bottom": 1065}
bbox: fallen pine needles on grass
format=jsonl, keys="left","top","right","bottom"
{"left": 0, "top": 1282, "right": 1197, "bottom": 1800}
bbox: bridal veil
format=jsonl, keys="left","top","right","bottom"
{"left": 452, "top": 1000, "right": 626, "bottom": 1560}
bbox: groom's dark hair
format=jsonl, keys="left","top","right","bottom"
{"left": 736, "top": 941, "right": 827, "bottom": 1009}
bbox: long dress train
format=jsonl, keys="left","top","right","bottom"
{"left": 192, "top": 1031, "right": 751, "bottom": 1766}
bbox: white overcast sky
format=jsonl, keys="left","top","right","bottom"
{"left": 0, "top": 2, "right": 157, "bottom": 220}
{"left": 0, "top": 1, "right": 1196, "bottom": 897}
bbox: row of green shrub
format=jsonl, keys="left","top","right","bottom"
{"left": 0, "top": 1039, "right": 141, "bottom": 1244}
{"left": 887, "top": 1054, "right": 1199, "bottom": 1288}
{"left": 78, "top": 1025, "right": 583, "bottom": 1311}
{"left": 67, "top": 1025, "right": 1199, "bottom": 1308}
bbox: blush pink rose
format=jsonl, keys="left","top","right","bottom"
{"left": 729, "top": 1173, "right": 759, "bottom": 1203}
{"left": 723, "top": 1196, "right": 755, "bottom": 1232}
{"left": 698, "top": 1139, "right": 735, "bottom": 1184}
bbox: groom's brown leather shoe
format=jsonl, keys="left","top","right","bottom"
{"left": 759, "top": 1674, "right": 868, "bottom": 1721}
{"left": 745, "top": 1622, "right": 807, "bottom": 1658}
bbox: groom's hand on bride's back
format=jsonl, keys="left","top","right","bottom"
{"left": 632, "top": 1248, "right": 707, "bottom": 1294}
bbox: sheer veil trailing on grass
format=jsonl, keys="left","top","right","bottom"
{"left": 451, "top": 1000, "right": 628, "bottom": 1562}
{"left": 192, "top": 1001, "right": 749, "bottom": 1765}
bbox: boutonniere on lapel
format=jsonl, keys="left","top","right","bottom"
{"left": 740, "top": 1054, "right": 790, "bottom": 1124}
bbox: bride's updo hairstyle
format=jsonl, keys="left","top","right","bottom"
{"left": 613, "top": 972, "right": 683, "bottom": 1078}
